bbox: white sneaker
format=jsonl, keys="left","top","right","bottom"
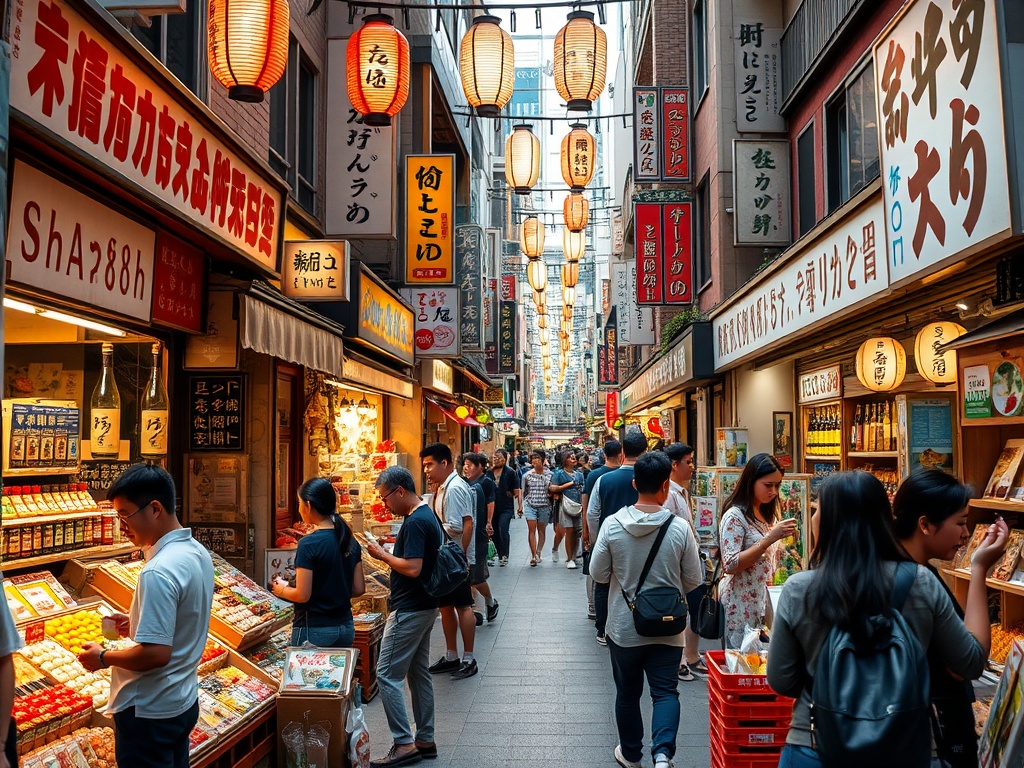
{"left": 551, "top": 550, "right": 558, "bottom": 563}
{"left": 614, "top": 745, "right": 642, "bottom": 768}
{"left": 566, "top": 560, "right": 577, "bottom": 569}
{"left": 654, "top": 753, "right": 674, "bottom": 768}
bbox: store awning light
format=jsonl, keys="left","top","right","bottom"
{"left": 553, "top": 10, "right": 607, "bottom": 112}
{"left": 520, "top": 216, "right": 545, "bottom": 258}
{"left": 347, "top": 14, "right": 411, "bottom": 126}
{"left": 3, "top": 297, "right": 127, "bottom": 337}
{"left": 460, "top": 15, "right": 515, "bottom": 118}
{"left": 208, "top": 0, "right": 289, "bottom": 103}
{"left": 563, "top": 193, "right": 589, "bottom": 232}
{"left": 527, "top": 259, "right": 548, "bottom": 292}
{"left": 561, "top": 124, "right": 596, "bottom": 191}
{"left": 505, "top": 125, "right": 541, "bottom": 194}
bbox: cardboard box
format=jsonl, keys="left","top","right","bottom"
{"left": 277, "top": 693, "right": 352, "bottom": 768}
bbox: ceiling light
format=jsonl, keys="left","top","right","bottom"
{"left": 4, "top": 297, "right": 127, "bottom": 336}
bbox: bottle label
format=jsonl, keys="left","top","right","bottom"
{"left": 141, "top": 409, "right": 169, "bottom": 456}
{"left": 91, "top": 409, "right": 121, "bottom": 456}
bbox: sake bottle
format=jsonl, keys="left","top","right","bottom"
{"left": 140, "top": 343, "right": 169, "bottom": 459}
{"left": 90, "top": 343, "right": 121, "bottom": 457}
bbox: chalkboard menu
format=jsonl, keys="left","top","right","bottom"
{"left": 188, "top": 375, "right": 244, "bottom": 451}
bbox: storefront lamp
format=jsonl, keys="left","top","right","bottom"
{"left": 553, "top": 10, "right": 607, "bottom": 112}
{"left": 520, "top": 216, "right": 545, "bottom": 258}
{"left": 560, "top": 124, "right": 596, "bottom": 191}
{"left": 561, "top": 262, "right": 579, "bottom": 288}
{"left": 459, "top": 15, "right": 514, "bottom": 118}
{"left": 527, "top": 259, "right": 548, "bottom": 292}
{"left": 476, "top": 411, "right": 490, "bottom": 424}
{"left": 505, "top": 125, "right": 541, "bottom": 194}
{"left": 914, "top": 322, "right": 966, "bottom": 386}
{"left": 455, "top": 405, "right": 470, "bottom": 420}
{"left": 356, "top": 396, "right": 373, "bottom": 415}
{"left": 563, "top": 228, "right": 585, "bottom": 262}
{"left": 855, "top": 337, "right": 907, "bottom": 392}
{"left": 208, "top": 0, "right": 290, "bottom": 103}
{"left": 563, "top": 193, "right": 589, "bottom": 232}
{"left": 347, "top": 14, "right": 411, "bottom": 126}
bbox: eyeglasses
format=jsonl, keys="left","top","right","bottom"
{"left": 378, "top": 487, "right": 399, "bottom": 502}
{"left": 117, "top": 502, "right": 153, "bottom": 524}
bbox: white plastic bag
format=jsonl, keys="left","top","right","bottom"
{"left": 347, "top": 703, "right": 371, "bottom": 768}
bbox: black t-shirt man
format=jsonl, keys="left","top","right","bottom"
{"left": 389, "top": 504, "right": 443, "bottom": 612}
{"left": 467, "top": 475, "right": 497, "bottom": 558}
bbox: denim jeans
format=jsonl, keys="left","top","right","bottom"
{"left": 291, "top": 620, "right": 355, "bottom": 648}
{"left": 595, "top": 581, "right": 610, "bottom": 634}
{"left": 377, "top": 608, "right": 439, "bottom": 745}
{"left": 494, "top": 511, "right": 514, "bottom": 559}
{"left": 778, "top": 745, "right": 823, "bottom": 767}
{"left": 113, "top": 699, "right": 200, "bottom": 768}
{"left": 607, "top": 639, "right": 683, "bottom": 763}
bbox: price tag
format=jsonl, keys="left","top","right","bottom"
{"left": 24, "top": 621, "right": 45, "bottom": 645}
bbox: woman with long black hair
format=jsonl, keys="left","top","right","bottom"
{"left": 272, "top": 477, "right": 365, "bottom": 646}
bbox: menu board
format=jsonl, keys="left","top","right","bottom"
{"left": 907, "top": 398, "right": 955, "bottom": 472}
{"left": 188, "top": 375, "right": 245, "bottom": 451}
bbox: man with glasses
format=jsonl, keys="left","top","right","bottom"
{"left": 365, "top": 466, "right": 443, "bottom": 768}
{"left": 78, "top": 464, "right": 213, "bottom": 768}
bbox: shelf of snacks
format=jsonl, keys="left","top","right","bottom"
{"left": 18, "top": 726, "right": 117, "bottom": 768}
{"left": 3, "top": 543, "right": 135, "bottom": 572}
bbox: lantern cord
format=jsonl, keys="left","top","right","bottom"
{"left": 452, "top": 108, "right": 632, "bottom": 122}
{"left": 333, "top": 0, "right": 633, "bottom": 11}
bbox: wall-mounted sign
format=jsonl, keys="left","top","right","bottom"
{"left": 620, "top": 323, "right": 714, "bottom": 412}
{"left": 734, "top": 21, "right": 784, "bottom": 133}
{"left": 188, "top": 375, "right": 244, "bottom": 451}
{"left": 633, "top": 88, "right": 661, "bottom": 181}
{"left": 184, "top": 291, "right": 239, "bottom": 369}
{"left": 606, "top": 391, "right": 620, "bottom": 429}
{"left": 661, "top": 88, "right": 690, "bottom": 181}
{"left": 482, "top": 386, "right": 504, "bottom": 404}
{"left": 612, "top": 214, "right": 624, "bottom": 256}
{"left": 325, "top": 39, "right": 396, "bottom": 238}
{"left": 352, "top": 267, "right": 415, "bottom": 365}
{"left": 500, "top": 274, "right": 516, "bottom": 302}
{"left": 405, "top": 155, "right": 455, "bottom": 284}
{"left": 498, "top": 300, "right": 516, "bottom": 374}
{"left": 635, "top": 203, "right": 664, "bottom": 304}
{"left": 7, "top": 162, "right": 156, "bottom": 322}
{"left": 963, "top": 364, "right": 992, "bottom": 419}
{"left": 634, "top": 202, "right": 694, "bottom": 305}
{"left": 873, "top": 0, "right": 1011, "bottom": 287}
{"left": 151, "top": 233, "right": 204, "bottom": 333}
{"left": 733, "top": 140, "right": 791, "bottom": 247}
{"left": 402, "top": 288, "right": 460, "bottom": 358}
{"left": 798, "top": 366, "right": 842, "bottom": 404}
{"left": 9, "top": 0, "right": 284, "bottom": 275}
{"left": 455, "top": 225, "right": 484, "bottom": 350}
{"left": 421, "top": 359, "right": 454, "bottom": 394}
{"left": 282, "top": 241, "right": 351, "bottom": 301}
{"left": 600, "top": 309, "right": 619, "bottom": 387}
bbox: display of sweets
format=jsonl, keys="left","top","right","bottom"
{"left": 196, "top": 690, "right": 241, "bottom": 736}
{"left": 209, "top": 553, "right": 293, "bottom": 633}
{"left": 18, "top": 639, "right": 110, "bottom": 708}
{"left": 991, "top": 622, "right": 1024, "bottom": 664}
{"left": 199, "top": 666, "right": 275, "bottom": 716}
{"left": 19, "top": 726, "right": 116, "bottom": 768}
{"left": 44, "top": 610, "right": 109, "bottom": 655}
{"left": 13, "top": 682, "right": 93, "bottom": 743}
{"left": 242, "top": 628, "right": 290, "bottom": 681}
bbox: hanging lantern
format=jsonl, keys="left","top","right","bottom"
{"left": 455, "top": 405, "right": 470, "bottom": 420}
{"left": 563, "top": 193, "right": 590, "bottom": 232}
{"left": 562, "top": 304, "right": 574, "bottom": 321}
{"left": 537, "top": 314, "right": 548, "bottom": 330}
{"left": 553, "top": 10, "right": 607, "bottom": 111}
{"left": 561, "top": 337, "right": 571, "bottom": 353}
{"left": 914, "top": 322, "right": 966, "bottom": 386}
{"left": 346, "top": 15, "right": 411, "bottom": 126}
{"left": 459, "top": 15, "right": 514, "bottom": 118}
{"left": 208, "top": 0, "right": 290, "bottom": 103}
{"left": 563, "top": 286, "right": 576, "bottom": 306}
{"left": 505, "top": 124, "right": 541, "bottom": 194}
{"left": 535, "top": 298, "right": 548, "bottom": 316}
{"left": 560, "top": 124, "right": 596, "bottom": 191}
{"left": 520, "top": 216, "right": 545, "bottom": 257}
{"left": 542, "top": 357, "right": 552, "bottom": 371}
{"left": 563, "top": 228, "right": 585, "bottom": 262}
{"left": 561, "top": 262, "right": 579, "bottom": 288}
{"left": 562, "top": 318, "right": 573, "bottom": 334}
{"left": 527, "top": 260, "right": 548, "bottom": 292}
{"left": 855, "top": 337, "right": 908, "bottom": 392}
{"left": 539, "top": 328, "right": 550, "bottom": 345}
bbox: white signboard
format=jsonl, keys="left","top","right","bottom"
{"left": 611, "top": 260, "right": 632, "bottom": 344}
{"left": 7, "top": 162, "right": 156, "bottom": 321}
{"left": 798, "top": 366, "right": 843, "bottom": 404}
{"left": 733, "top": 140, "right": 792, "bottom": 246}
{"left": 401, "top": 288, "right": 460, "bottom": 358}
{"left": 325, "top": 39, "right": 396, "bottom": 237}
{"left": 627, "top": 262, "right": 658, "bottom": 345}
{"left": 735, "top": 22, "right": 784, "bottom": 133}
{"left": 874, "top": 0, "right": 1011, "bottom": 286}
{"left": 714, "top": 196, "right": 889, "bottom": 369}
{"left": 633, "top": 88, "right": 661, "bottom": 180}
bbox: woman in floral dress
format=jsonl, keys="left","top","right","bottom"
{"left": 719, "top": 453, "right": 797, "bottom": 640}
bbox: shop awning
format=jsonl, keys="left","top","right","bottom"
{"left": 240, "top": 283, "right": 346, "bottom": 378}
{"left": 940, "top": 309, "right": 1024, "bottom": 352}
{"left": 426, "top": 396, "right": 485, "bottom": 427}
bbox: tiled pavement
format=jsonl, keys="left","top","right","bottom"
{"left": 361, "top": 519, "right": 713, "bottom": 768}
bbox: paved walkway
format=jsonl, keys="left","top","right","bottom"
{"left": 361, "top": 518, "right": 713, "bottom": 768}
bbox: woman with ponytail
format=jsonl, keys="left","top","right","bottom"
{"left": 272, "top": 477, "right": 365, "bottom": 646}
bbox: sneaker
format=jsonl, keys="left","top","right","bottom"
{"left": 566, "top": 560, "right": 577, "bottom": 569}
{"left": 587, "top": 606, "right": 596, "bottom": 620}
{"left": 500, "top": 557, "right": 508, "bottom": 567}
{"left": 613, "top": 745, "right": 642, "bottom": 768}
{"left": 451, "top": 659, "right": 478, "bottom": 679}
{"left": 677, "top": 663, "right": 695, "bottom": 682}
{"left": 529, "top": 557, "right": 538, "bottom": 567}
{"left": 474, "top": 611, "right": 483, "bottom": 626}
{"left": 486, "top": 601, "right": 499, "bottom": 623}
{"left": 596, "top": 632, "right": 607, "bottom": 646}
{"left": 551, "top": 550, "right": 558, "bottom": 563}
{"left": 487, "top": 558, "right": 496, "bottom": 567}
{"left": 427, "top": 656, "right": 461, "bottom": 674}
{"left": 654, "top": 753, "right": 675, "bottom": 768}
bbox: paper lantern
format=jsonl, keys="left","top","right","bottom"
{"left": 561, "top": 262, "right": 579, "bottom": 288}
{"left": 560, "top": 124, "right": 596, "bottom": 191}
{"left": 561, "top": 336, "right": 571, "bottom": 353}
{"left": 542, "top": 357, "right": 552, "bottom": 371}
{"left": 563, "top": 193, "right": 589, "bottom": 232}
{"left": 855, "top": 337, "right": 907, "bottom": 392}
{"left": 563, "top": 228, "right": 585, "bottom": 262}
{"left": 537, "top": 314, "right": 548, "bottom": 329}
{"left": 346, "top": 15, "right": 411, "bottom": 126}
{"left": 553, "top": 10, "right": 607, "bottom": 111}
{"left": 505, "top": 125, "right": 541, "bottom": 194}
{"left": 563, "top": 286, "right": 576, "bottom": 306}
{"left": 208, "top": 0, "right": 290, "bottom": 102}
{"left": 914, "top": 322, "right": 966, "bottom": 386}
{"left": 534, "top": 295, "right": 547, "bottom": 315}
{"left": 520, "top": 216, "right": 545, "bottom": 258}
{"left": 459, "top": 15, "right": 514, "bottom": 118}
{"left": 539, "top": 328, "right": 550, "bottom": 344}
{"left": 527, "top": 260, "right": 548, "bottom": 292}
{"left": 562, "top": 304, "right": 574, "bottom": 321}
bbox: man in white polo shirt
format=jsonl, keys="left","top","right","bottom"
{"left": 79, "top": 464, "right": 214, "bottom": 768}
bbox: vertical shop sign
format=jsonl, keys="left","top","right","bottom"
{"left": 282, "top": 240, "right": 351, "bottom": 301}
{"left": 635, "top": 203, "right": 664, "bottom": 304}
{"left": 628, "top": 262, "right": 658, "bottom": 344}
{"left": 498, "top": 301, "right": 516, "bottom": 374}
{"left": 734, "top": 21, "right": 785, "bottom": 133}
{"left": 402, "top": 288, "right": 460, "bottom": 357}
{"left": 600, "top": 309, "right": 619, "bottom": 386}
{"left": 152, "top": 233, "right": 204, "bottom": 333}
{"left": 663, "top": 203, "right": 693, "bottom": 304}
{"left": 605, "top": 391, "right": 620, "bottom": 429}
{"left": 188, "top": 375, "right": 244, "bottom": 451}
{"left": 601, "top": 278, "right": 612, "bottom": 315}
{"left": 597, "top": 339, "right": 608, "bottom": 389}
{"left": 405, "top": 155, "right": 455, "bottom": 284}
{"left": 325, "top": 39, "right": 396, "bottom": 237}
{"left": 733, "top": 140, "right": 792, "bottom": 246}
{"left": 455, "top": 224, "right": 484, "bottom": 350}
{"left": 874, "top": 0, "right": 1011, "bottom": 286}
{"left": 485, "top": 277, "right": 498, "bottom": 374}
{"left": 633, "top": 88, "right": 661, "bottom": 180}
{"left": 661, "top": 88, "right": 690, "bottom": 180}
{"left": 500, "top": 274, "right": 516, "bottom": 302}
{"left": 611, "top": 213, "right": 624, "bottom": 256}
{"left": 611, "top": 261, "right": 632, "bottom": 344}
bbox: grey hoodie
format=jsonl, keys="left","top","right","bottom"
{"left": 590, "top": 507, "right": 703, "bottom": 648}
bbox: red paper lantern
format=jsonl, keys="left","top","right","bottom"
{"left": 208, "top": 0, "right": 290, "bottom": 103}
{"left": 347, "top": 15, "right": 411, "bottom": 127}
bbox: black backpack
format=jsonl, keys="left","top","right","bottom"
{"left": 809, "top": 561, "right": 932, "bottom": 768}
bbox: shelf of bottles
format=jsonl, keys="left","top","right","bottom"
{"left": 848, "top": 399, "right": 898, "bottom": 455}
{"left": 804, "top": 403, "right": 842, "bottom": 460}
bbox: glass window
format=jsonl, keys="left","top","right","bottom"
{"left": 297, "top": 58, "right": 317, "bottom": 212}
{"left": 695, "top": 177, "right": 711, "bottom": 288}
{"left": 692, "top": 1, "right": 708, "bottom": 100}
{"left": 825, "top": 63, "right": 879, "bottom": 213}
{"left": 797, "top": 123, "right": 816, "bottom": 237}
{"left": 130, "top": 2, "right": 204, "bottom": 97}
{"left": 268, "top": 40, "right": 318, "bottom": 215}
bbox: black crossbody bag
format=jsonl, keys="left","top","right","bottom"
{"left": 621, "top": 518, "right": 688, "bottom": 637}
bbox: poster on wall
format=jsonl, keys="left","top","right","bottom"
{"left": 188, "top": 376, "right": 245, "bottom": 451}
{"left": 187, "top": 454, "right": 248, "bottom": 524}
{"left": 402, "top": 288, "right": 461, "bottom": 358}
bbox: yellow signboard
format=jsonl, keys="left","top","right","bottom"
{"left": 405, "top": 155, "right": 455, "bottom": 284}
{"left": 358, "top": 267, "right": 415, "bottom": 364}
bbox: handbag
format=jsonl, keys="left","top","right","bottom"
{"left": 621, "top": 518, "right": 688, "bottom": 637}
{"left": 689, "top": 553, "right": 725, "bottom": 639}
{"left": 424, "top": 524, "right": 469, "bottom": 598}
{"left": 561, "top": 495, "right": 583, "bottom": 518}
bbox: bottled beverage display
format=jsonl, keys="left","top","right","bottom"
{"left": 806, "top": 405, "right": 840, "bottom": 456}
{"left": 0, "top": 484, "right": 115, "bottom": 561}
{"left": 141, "top": 342, "right": 169, "bottom": 459}
{"left": 90, "top": 343, "right": 121, "bottom": 457}
{"left": 850, "top": 399, "right": 897, "bottom": 452}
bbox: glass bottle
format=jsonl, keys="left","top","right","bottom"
{"left": 141, "top": 342, "right": 169, "bottom": 460}
{"left": 90, "top": 343, "right": 121, "bottom": 457}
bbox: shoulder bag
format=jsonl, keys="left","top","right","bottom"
{"left": 622, "top": 518, "right": 688, "bottom": 637}
{"left": 424, "top": 519, "right": 469, "bottom": 598}
{"left": 689, "top": 552, "right": 725, "bottom": 640}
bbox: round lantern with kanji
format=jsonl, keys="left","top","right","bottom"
{"left": 553, "top": 10, "right": 607, "bottom": 111}
{"left": 914, "top": 322, "right": 966, "bottom": 386}
{"left": 561, "top": 124, "right": 596, "bottom": 191}
{"left": 855, "top": 337, "right": 907, "bottom": 392}
{"left": 347, "top": 15, "right": 411, "bottom": 126}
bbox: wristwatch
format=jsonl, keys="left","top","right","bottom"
{"left": 99, "top": 649, "right": 108, "bottom": 669}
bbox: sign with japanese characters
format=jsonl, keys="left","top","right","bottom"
{"left": 325, "top": 39, "right": 395, "bottom": 238}
{"left": 152, "top": 233, "right": 203, "bottom": 333}
{"left": 874, "top": 0, "right": 1011, "bottom": 286}
{"left": 714, "top": 196, "right": 889, "bottom": 369}
{"left": 500, "top": 274, "right": 516, "bottom": 302}
{"left": 188, "top": 375, "right": 244, "bottom": 451}
{"left": 282, "top": 241, "right": 351, "bottom": 301}
{"left": 628, "top": 262, "right": 658, "bottom": 343}
{"left": 661, "top": 88, "right": 690, "bottom": 180}
{"left": 611, "top": 261, "right": 633, "bottom": 344}
{"left": 635, "top": 203, "right": 664, "bottom": 304}
{"left": 612, "top": 213, "right": 624, "bottom": 256}
{"left": 354, "top": 265, "right": 414, "bottom": 364}
{"left": 734, "top": 21, "right": 784, "bottom": 133}
{"left": 9, "top": 0, "right": 284, "bottom": 275}
{"left": 7, "top": 161, "right": 156, "bottom": 321}
{"left": 633, "top": 202, "right": 694, "bottom": 305}
{"left": 734, "top": 140, "right": 791, "bottom": 246}
{"left": 798, "top": 366, "right": 843, "bottom": 404}
{"left": 633, "top": 88, "right": 661, "bottom": 181}
{"left": 600, "top": 309, "right": 619, "bottom": 387}
{"left": 455, "top": 224, "right": 484, "bottom": 351}
{"left": 402, "top": 288, "right": 460, "bottom": 358}
{"left": 405, "top": 154, "right": 455, "bottom": 284}
{"left": 498, "top": 300, "right": 516, "bottom": 374}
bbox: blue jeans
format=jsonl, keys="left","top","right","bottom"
{"left": 113, "top": 699, "right": 200, "bottom": 768}
{"left": 291, "top": 620, "right": 355, "bottom": 648}
{"left": 377, "top": 608, "right": 439, "bottom": 745}
{"left": 778, "top": 745, "right": 823, "bottom": 767}
{"left": 608, "top": 639, "right": 683, "bottom": 762}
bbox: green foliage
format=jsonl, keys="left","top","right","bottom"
{"left": 659, "top": 307, "right": 707, "bottom": 354}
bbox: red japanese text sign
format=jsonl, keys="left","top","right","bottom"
{"left": 152, "top": 233, "right": 204, "bottom": 333}
{"left": 662, "top": 203, "right": 693, "bottom": 304}
{"left": 661, "top": 89, "right": 690, "bottom": 180}
{"left": 9, "top": 0, "right": 285, "bottom": 275}
{"left": 635, "top": 203, "right": 664, "bottom": 304}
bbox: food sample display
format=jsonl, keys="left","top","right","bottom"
{"left": 243, "top": 628, "right": 291, "bottom": 682}
{"left": 18, "top": 639, "right": 110, "bottom": 708}
{"left": 19, "top": 726, "right": 117, "bottom": 768}
{"left": 5, "top": 572, "right": 78, "bottom": 621}
{"left": 13, "top": 682, "right": 93, "bottom": 753}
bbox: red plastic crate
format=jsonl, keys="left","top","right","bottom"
{"left": 714, "top": 692, "right": 793, "bottom": 719}
{"left": 711, "top": 749, "right": 785, "bottom": 768}
{"left": 711, "top": 710, "right": 789, "bottom": 748}
{"left": 710, "top": 695, "right": 792, "bottom": 728}
{"left": 706, "top": 650, "right": 777, "bottom": 694}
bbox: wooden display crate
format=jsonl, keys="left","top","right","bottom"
{"left": 353, "top": 621, "right": 385, "bottom": 703}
